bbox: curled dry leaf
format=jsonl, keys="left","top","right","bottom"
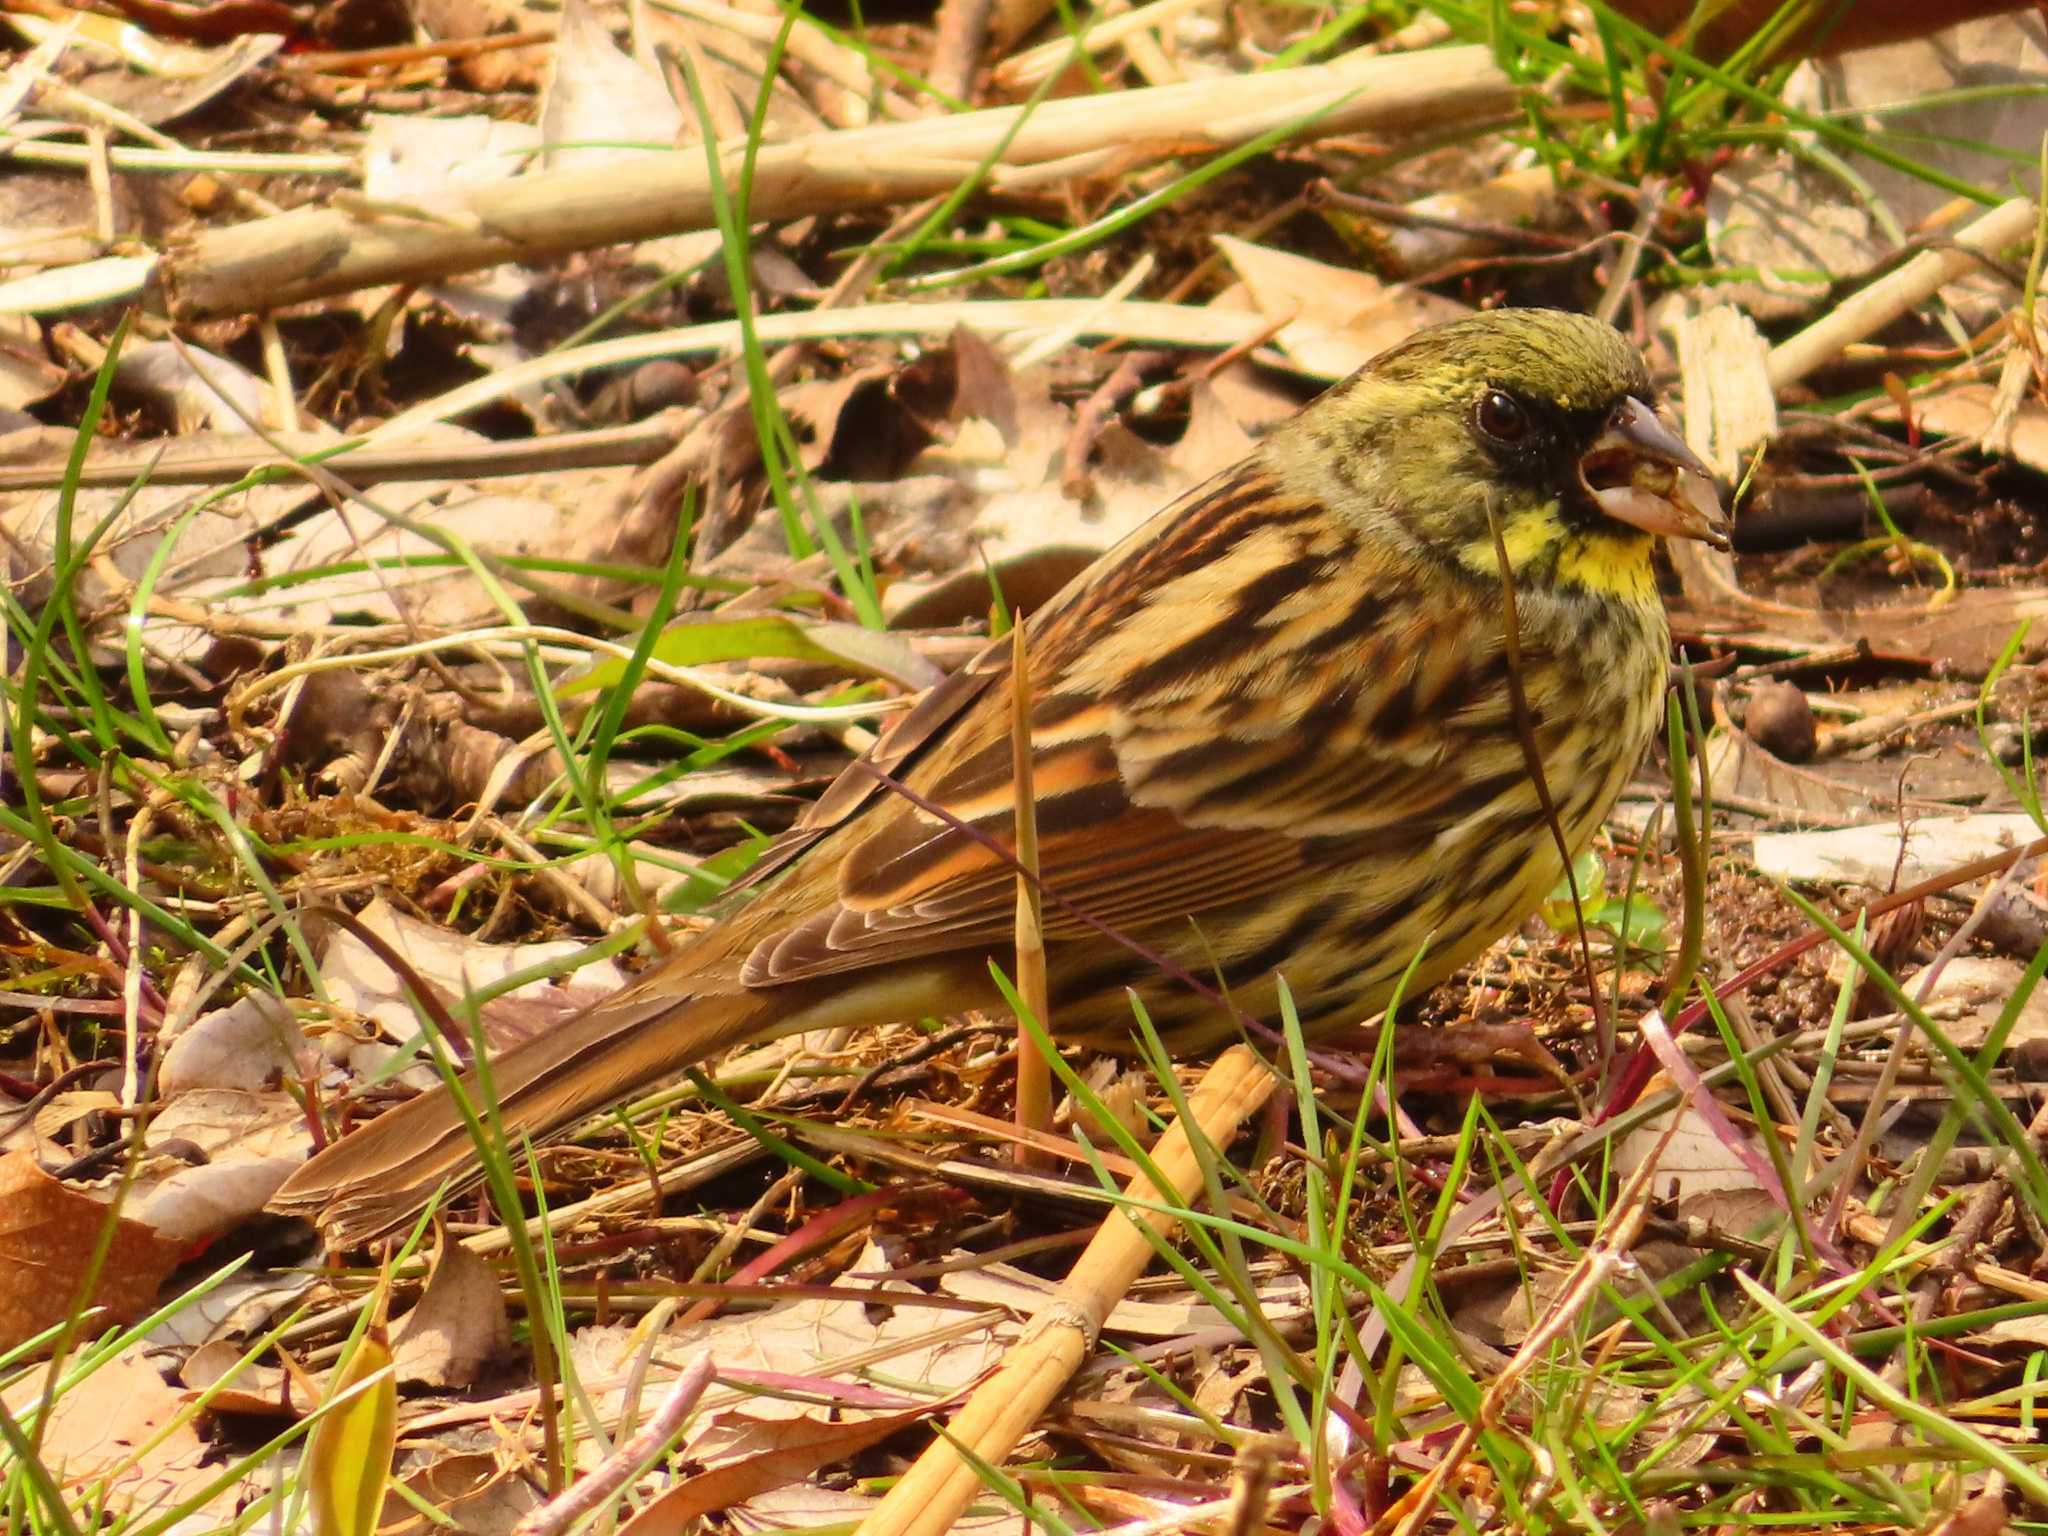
{"left": 1910, "top": 378, "right": 2048, "bottom": 479}
{"left": 131, "top": 1088, "right": 313, "bottom": 1243}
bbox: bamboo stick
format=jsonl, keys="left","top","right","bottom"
{"left": 853, "top": 1046, "right": 1278, "bottom": 1536}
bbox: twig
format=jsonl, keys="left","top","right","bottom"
{"left": 150, "top": 46, "right": 1513, "bottom": 318}
{"left": 1060, "top": 349, "right": 1163, "bottom": 501}
{"left": 1768, "top": 196, "right": 2041, "bottom": 391}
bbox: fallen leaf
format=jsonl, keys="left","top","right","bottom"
{"left": 1704, "top": 727, "right": 1877, "bottom": 824}
{"left": 118, "top": 339, "right": 303, "bottom": 435}
{"left": 144, "top": 1268, "right": 318, "bottom": 1351}
{"left": 1212, "top": 234, "right": 1468, "bottom": 378}
{"left": 179, "top": 1338, "right": 302, "bottom": 1418}
{"left": 159, "top": 993, "right": 309, "bottom": 1096}
{"left": 9, "top": 1348, "right": 226, "bottom": 1519}
{"left": 1911, "top": 378, "right": 2048, "bottom": 478}
{"left": 541, "top": 0, "right": 685, "bottom": 173}
{"left": 1707, "top": 13, "right": 2048, "bottom": 320}
{"left": 361, "top": 113, "right": 541, "bottom": 205}
{"left": 0, "top": 313, "right": 63, "bottom": 411}
{"left": 1909, "top": 955, "right": 2048, "bottom": 1052}
{"left": 0, "top": 1153, "right": 184, "bottom": 1352}
{"left": 318, "top": 895, "right": 627, "bottom": 1074}
{"left": 130, "top": 1087, "right": 312, "bottom": 1242}
{"left": 377, "top": 1453, "right": 542, "bottom": 1536}
{"left": 1616, "top": 1096, "right": 1782, "bottom": 1239}
{"left": 392, "top": 1235, "right": 512, "bottom": 1389}
{"left": 1750, "top": 812, "right": 2041, "bottom": 887}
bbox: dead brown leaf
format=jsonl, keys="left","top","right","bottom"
{"left": 378, "top": 1452, "right": 544, "bottom": 1536}
{"left": 0, "top": 1153, "right": 185, "bottom": 1354}
{"left": 392, "top": 1232, "right": 513, "bottom": 1389}
{"left": 12, "top": 1349, "right": 228, "bottom": 1521}
{"left": 617, "top": 1400, "right": 937, "bottom": 1536}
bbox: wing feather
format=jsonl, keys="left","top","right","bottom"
{"left": 727, "top": 459, "right": 1520, "bottom": 990}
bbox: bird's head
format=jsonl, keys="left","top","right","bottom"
{"left": 1283, "top": 308, "right": 1727, "bottom": 606}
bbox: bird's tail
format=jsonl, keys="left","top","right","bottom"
{"left": 267, "top": 986, "right": 779, "bottom": 1248}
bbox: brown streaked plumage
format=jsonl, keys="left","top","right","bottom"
{"left": 270, "top": 308, "right": 1726, "bottom": 1246}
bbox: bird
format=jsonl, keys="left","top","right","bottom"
{"left": 269, "top": 308, "right": 1726, "bottom": 1246}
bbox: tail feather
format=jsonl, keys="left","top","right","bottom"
{"left": 267, "top": 988, "right": 775, "bottom": 1247}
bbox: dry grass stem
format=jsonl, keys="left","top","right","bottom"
{"left": 368, "top": 299, "right": 1273, "bottom": 441}
{"left": 1010, "top": 622, "right": 1054, "bottom": 1166}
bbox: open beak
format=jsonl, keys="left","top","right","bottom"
{"left": 1579, "top": 397, "right": 1729, "bottom": 550}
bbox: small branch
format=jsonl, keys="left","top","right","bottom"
{"left": 511, "top": 1353, "right": 715, "bottom": 1536}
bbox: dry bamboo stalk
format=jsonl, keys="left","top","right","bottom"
{"left": 853, "top": 1046, "right": 1278, "bottom": 1536}
{"left": 1766, "top": 195, "right": 2041, "bottom": 391}
{"left": 161, "top": 45, "right": 1511, "bottom": 319}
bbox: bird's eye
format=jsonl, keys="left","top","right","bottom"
{"left": 1475, "top": 389, "right": 1530, "bottom": 445}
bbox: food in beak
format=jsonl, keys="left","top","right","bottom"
{"left": 1579, "top": 397, "right": 1730, "bottom": 549}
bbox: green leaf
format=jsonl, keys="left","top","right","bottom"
{"left": 1539, "top": 847, "right": 1606, "bottom": 930}
{"left": 560, "top": 615, "right": 941, "bottom": 697}
{"left": 307, "top": 1331, "right": 397, "bottom": 1536}
{"left": 1591, "top": 895, "right": 1668, "bottom": 952}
